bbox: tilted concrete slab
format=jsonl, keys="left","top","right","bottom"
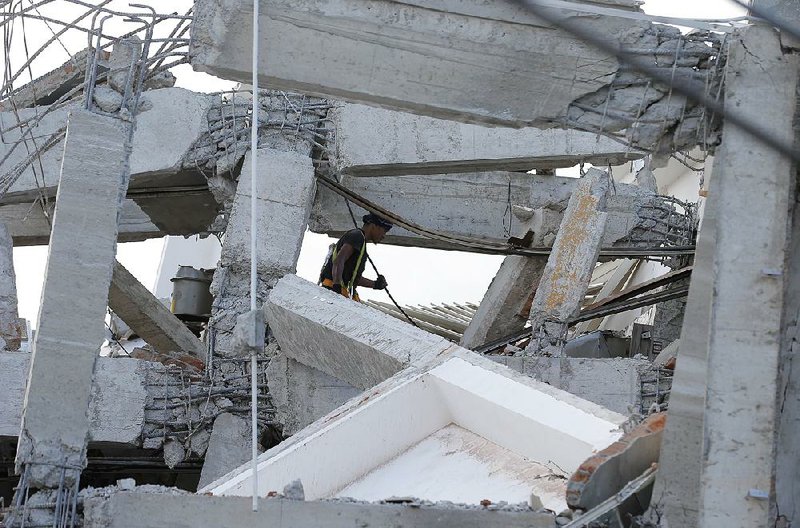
{"left": 266, "top": 274, "right": 457, "bottom": 389}
{"left": 16, "top": 110, "right": 132, "bottom": 487}
{"left": 331, "top": 103, "right": 643, "bottom": 177}
{"left": 190, "top": 0, "right": 644, "bottom": 127}
{"left": 489, "top": 356, "right": 649, "bottom": 415}
{"left": 204, "top": 349, "right": 625, "bottom": 513}
{"left": 311, "top": 172, "right": 658, "bottom": 251}
{"left": 83, "top": 493, "right": 555, "bottom": 528}
{"left": 696, "top": 26, "right": 797, "bottom": 528}
{"left": 108, "top": 261, "right": 205, "bottom": 364}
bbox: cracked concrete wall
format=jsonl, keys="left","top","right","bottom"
{"left": 15, "top": 110, "right": 131, "bottom": 488}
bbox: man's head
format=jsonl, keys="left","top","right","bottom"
{"left": 362, "top": 213, "right": 393, "bottom": 243}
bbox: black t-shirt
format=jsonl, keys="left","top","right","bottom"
{"left": 320, "top": 229, "right": 368, "bottom": 289}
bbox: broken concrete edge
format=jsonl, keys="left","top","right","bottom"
{"left": 199, "top": 347, "right": 627, "bottom": 495}
{"left": 566, "top": 412, "right": 665, "bottom": 510}
{"left": 83, "top": 493, "right": 556, "bottom": 528}
{"left": 265, "top": 274, "right": 455, "bottom": 389}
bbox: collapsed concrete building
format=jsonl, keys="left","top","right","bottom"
{"left": 0, "top": 0, "right": 797, "bottom": 527}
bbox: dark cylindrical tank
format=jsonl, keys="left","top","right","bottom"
{"left": 170, "top": 266, "right": 214, "bottom": 321}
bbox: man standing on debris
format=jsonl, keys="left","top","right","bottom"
{"left": 319, "top": 213, "right": 392, "bottom": 301}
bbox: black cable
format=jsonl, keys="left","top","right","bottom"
{"left": 509, "top": 0, "right": 800, "bottom": 166}
{"left": 317, "top": 173, "right": 696, "bottom": 258}
{"left": 329, "top": 172, "right": 420, "bottom": 328}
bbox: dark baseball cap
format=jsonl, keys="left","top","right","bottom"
{"left": 362, "top": 213, "right": 393, "bottom": 231}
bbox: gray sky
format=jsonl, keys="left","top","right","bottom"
{"left": 9, "top": 0, "right": 748, "bottom": 325}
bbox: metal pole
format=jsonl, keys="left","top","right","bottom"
{"left": 249, "top": 0, "right": 259, "bottom": 513}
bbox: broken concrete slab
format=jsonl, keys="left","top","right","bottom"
{"left": 0, "top": 49, "right": 108, "bottom": 111}
{"left": 330, "top": 103, "right": 642, "bottom": 177}
{"left": 526, "top": 169, "right": 609, "bottom": 355}
{"left": 0, "top": 222, "right": 21, "bottom": 350}
{"left": 266, "top": 352, "right": 361, "bottom": 436}
{"left": 266, "top": 274, "right": 457, "bottom": 389}
{"left": 197, "top": 413, "right": 256, "bottom": 490}
{"left": 209, "top": 147, "right": 315, "bottom": 358}
{"left": 311, "top": 172, "right": 661, "bottom": 252}
{"left": 108, "top": 260, "right": 206, "bottom": 365}
{"left": 190, "top": 0, "right": 646, "bottom": 128}
{"left": 16, "top": 109, "right": 131, "bottom": 487}
{"left": 697, "top": 25, "right": 797, "bottom": 528}
{"left": 489, "top": 356, "right": 649, "bottom": 415}
{"left": 567, "top": 412, "right": 664, "bottom": 512}
{"left": 83, "top": 493, "right": 555, "bottom": 528}
{"left": 0, "top": 353, "right": 149, "bottom": 445}
{"left": 205, "top": 349, "right": 625, "bottom": 511}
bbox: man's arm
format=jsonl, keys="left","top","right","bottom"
{"left": 358, "top": 275, "right": 387, "bottom": 290}
{"left": 357, "top": 276, "right": 375, "bottom": 288}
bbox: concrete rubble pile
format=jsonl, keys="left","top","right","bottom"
{"left": 0, "top": 1, "right": 798, "bottom": 528}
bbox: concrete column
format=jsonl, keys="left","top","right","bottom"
{"left": 209, "top": 146, "right": 315, "bottom": 359}
{"left": 697, "top": 25, "right": 798, "bottom": 527}
{"left": 203, "top": 146, "right": 315, "bottom": 486}
{"left": 460, "top": 256, "right": 548, "bottom": 350}
{"left": 524, "top": 169, "right": 609, "bottom": 356}
{"left": 15, "top": 110, "right": 131, "bottom": 487}
{"left": 776, "top": 180, "right": 800, "bottom": 526}
{"left": 651, "top": 181, "right": 718, "bottom": 528}
{"left": 0, "top": 223, "right": 21, "bottom": 350}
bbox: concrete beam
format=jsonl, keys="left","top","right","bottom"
{"left": 16, "top": 110, "right": 132, "bottom": 487}
{"left": 697, "top": 25, "right": 797, "bottom": 527}
{"left": 83, "top": 493, "right": 554, "bottom": 528}
{"left": 310, "top": 172, "right": 657, "bottom": 251}
{"left": 330, "top": 103, "right": 643, "bottom": 177}
{"left": 0, "top": 88, "right": 219, "bottom": 245}
{"left": 108, "top": 260, "right": 206, "bottom": 364}
{"left": 265, "top": 274, "right": 457, "bottom": 389}
{"left": 525, "top": 169, "right": 608, "bottom": 355}
{"left": 190, "top": 0, "right": 644, "bottom": 127}
{"left": 460, "top": 256, "right": 548, "bottom": 350}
